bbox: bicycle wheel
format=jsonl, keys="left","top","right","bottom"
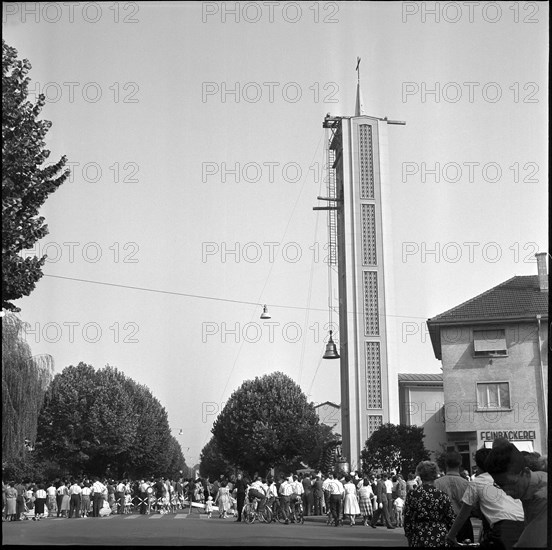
{"left": 243, "top": 503, "right": 255, "bottom": 524}
{"left": 260, "top": 506, "right": 273, "bottom": 524}
{"left": 274, "top": 503, "right": 286, "bottom": 524}
{"left": 293, "top": 504, "right": 304, "bottom": 525}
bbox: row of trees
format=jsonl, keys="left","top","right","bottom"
{"left": 36, "top": 362, "right": 187, "bottom": 479}
{"left": 2, "top": 315, "right": 187, "bottom": 481}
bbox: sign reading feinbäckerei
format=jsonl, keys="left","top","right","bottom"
{"left": 480, "top": 430, "right": 536, "bottom": 441}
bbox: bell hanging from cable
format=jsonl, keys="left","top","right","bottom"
{"left": 260, "top": 304, "right": 271, "bottom": 319}
{"left": 323, "top": 330, "right": 340, "bottom": 359}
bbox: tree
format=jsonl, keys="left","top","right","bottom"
{"left": 361, "top": 423, "right": 430, "bottom": 475}
{"left": 2, "top": 40, "right": 69, "bottom": 312}
{"left": 2, "top": 314, "right": 53, "bottom": 469}
{"left": 211, "top": 372, "right": 321, "bottom": 477}
{"left": 164, "top": 435, "right": 187, "bottom": 480}
{"left": 303, "top": 423, "right": 339, "bottom": 471}
{"left": 285, "top": 423, "right": 340, "bottom": 474}
{"left": 36, "top": 363, "right": 186, "bottom": 478}
{"left": 199, "top": 437, "right": 236, "bottom": 479}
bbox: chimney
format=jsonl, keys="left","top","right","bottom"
{"left": 535, "top": 252, "right": 548, "bottom": 291}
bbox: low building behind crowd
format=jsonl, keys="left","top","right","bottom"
{"left": 315, "top": 401, "right": 342, "bottom": 436}
{"left": 426, "top": 253, "right": 548, "bottom": 472}
{"left": 398, "top": 373, "right": 446, "bottom": 462}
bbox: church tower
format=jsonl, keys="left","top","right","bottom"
{"left": 319, "top": 59, "right": 404, "bottom": 468}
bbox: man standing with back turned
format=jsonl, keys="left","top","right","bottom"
{"left": 435, "top": 451, "right": 474, "bottom": 543}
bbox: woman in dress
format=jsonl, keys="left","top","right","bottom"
{"left": 216, "top": 481, "right": 231, "bottom": 518}
{"left": 343, "top": 475, "right": 360, "bottom": 526}
{"left": 194, "top": 479, "right": 204, "bottom": 505}
{"left": 5, "top": 482, "right": 18, "bottom": 521}
{"left": 60, "top": 483, "right": 70, "bottom": 518}
{"left": 358, "top": 478, "right": 374, "bottom": 526}
{"left": 404, "top": 461, "right": 455, "bottom": 547}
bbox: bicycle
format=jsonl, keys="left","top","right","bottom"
{"left": 270, "top": 499, "right": 287, "bottom": 524}
{"left": 290, "top": 497, "right": 304, "bottom": 525}
{"left": 243, "top": 497, "right": 273, "bottom": 524}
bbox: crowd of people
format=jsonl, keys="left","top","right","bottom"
{"left": 1, "top": 475, "right": 238, "bottom": 521}
{"left": 403, "top": 445, "right": 547, "bottom": 548}
{"left": 2, "top": 442, "right": 547, "bottom": 547}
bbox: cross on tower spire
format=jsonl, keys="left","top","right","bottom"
{"left": 355, "top": 56, "right": 365, "bottom": 116}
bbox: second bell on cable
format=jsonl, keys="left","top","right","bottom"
{"left": 323, "top": 330, "right": 340, "bottom": 359}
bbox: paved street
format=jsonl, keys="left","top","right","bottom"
{"left": 2, "top": 513, "right": 408, "bottom": 546}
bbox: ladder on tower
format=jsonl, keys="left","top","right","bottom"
{"left": 327, "top": 146, "right": 338, "bottom": 266}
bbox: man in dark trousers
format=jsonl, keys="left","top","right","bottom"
{"left": 313, "top": 474, "right": 324, "bottom": 515}
{"left": 139, "top": 479, "right": 148, "bottom": 515}
{"left": 371, "top": 474, "right": 394, "bottom": 528}
{"left": 14, "top": 480, "right": 26, "bottom": 521}
{"left": 301, "top": 474, "right": 313, "bottom": 516}
{"left": 234, "top": 473, "right": 247, "bottom": 522}
{"left": 91, "top": 478, "right": 106, "bottom": 518}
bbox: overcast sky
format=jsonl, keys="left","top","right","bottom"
{"left": 3, "top": 1, "right": 548, "bottom": 466}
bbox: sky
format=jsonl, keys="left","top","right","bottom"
{"left": 3, "top": 1, "right": 548, "bottom": 467}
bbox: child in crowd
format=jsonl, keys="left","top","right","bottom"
{"left": 229, "top": 494, "right": 237, "bottom": 517}
{"left": 393, "top": 496, "right": 404, "bottom": 527}
{"left": 205, "top": 496, "right": 214, "bottom": 518}
{"left": 99, "top": 500, "right": 112, "bottom": 517}
{"left": 124, "top": 493, "right": 132, "bottom": 514}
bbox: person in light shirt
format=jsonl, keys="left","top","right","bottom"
{"left": 383, "top": 473, "right": 395, "bottom": 526}
{"left": 91, "top": 478, "right": 107, "bottom": 518}
{"left": 290, "top": 475, "right": 304, "bottom": 520}
{"left": 326, "top": 474, "right": 345, "bottom": 527}
{"left": 68, "top": 479, "right": 82, "bottom": 518}
{"left": 116, "top": 480, "right": 126, "bottom": 514}
{"left": 278, "top": 475, "right": 295, "bottom": 524}
{"left": 486, "top": 442, "right": 547, "bottom": 548}
{"left": 34, "top": 484, "right": 47, "bottom": 520}
{"left": 358, "top": 478, "right": 374, "bottom": 526}
{"left": 446, "top": 447, "right": 524, "bottom": 549}
{"left": 139, "top": 479, "right": 149, "bottom": 515}
{"left": 248, "top": 476, "right": 267, "bottom": 513}
{"left": 266, "top": 476, "right": 278, "bottom": 510}
{"left": 81, "top": 482, "right": 92, "bottom": 518}
{"left": 322, "top": 473, "right": 334, "bottom": 524}
{"left": 46, "top": 482, "right": 57, "bottom": 517}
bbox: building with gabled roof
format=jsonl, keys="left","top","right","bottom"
{"left": 426, "top": 253, "right": 548, "bottom": 471}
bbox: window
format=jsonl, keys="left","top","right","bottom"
{"left": 473, "top": 329, "right": 507, "bottom": 357}
{"left": 484, "top": 441, "right": 533, "bottom": 452}
{"left": 477, "top": 382, "right": 510, "bottom": 409}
